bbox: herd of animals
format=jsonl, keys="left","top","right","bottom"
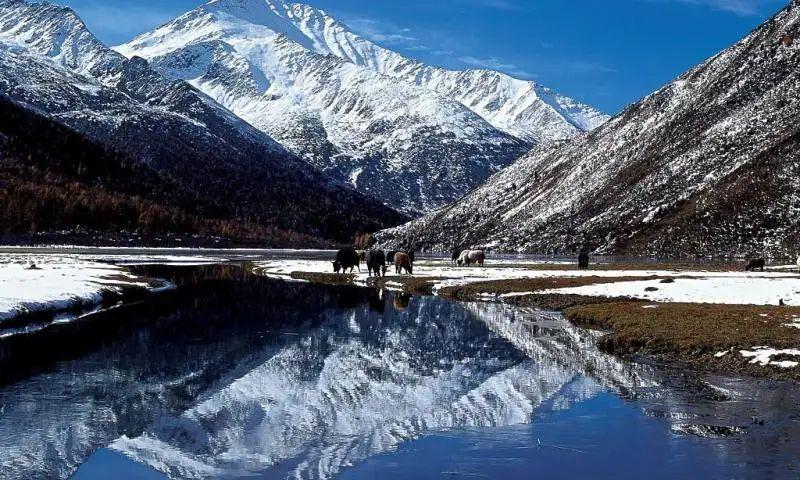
{"left": 332, "top": 247, "right": 486, "bottom": 277}
{"left": 332, "top": 248, "right": 800, "bottom": 277}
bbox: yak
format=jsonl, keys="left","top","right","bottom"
{"left": 745, "top": 258, "right": 766, "bottom": 272}
{"left": 333, "top": 248, "right": 361, "bottom": 273}
{"left": 394, "top": 252, "right": 413, "bottom": 275}
{"left": 365, "top": 250, "right": 388, "bottom": 277}
{"left": 457, "top": 250, "right": 485, "bottom": 267}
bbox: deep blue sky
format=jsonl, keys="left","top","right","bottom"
{"left": 57, "top": 0, "right": 786, "bottom": 114}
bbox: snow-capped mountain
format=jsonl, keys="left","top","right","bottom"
{"left": 247, "top": 1, "right": 608, "bottom": 143}
{"left": 0, "top": 0, "right": 406, "bottom": 244}
{"left": 379, "top": 0, "right": 800, "bottom": 258}
{"left": 0, "top": 0, "right": 281, "bottom": 153}
{"left": 115, "top": 0, "right": 606, "bottom": 214}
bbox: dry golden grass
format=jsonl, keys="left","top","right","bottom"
{"left": 508, "top": 293, "right": 641, "bottom": 311}
{"left": 565, "top": 302, "right": 800, "bottom": 379}
{"left": 565, "top": 303, "right": 800, "bottom": 353}
{"left": 373, "top": 276, "right": 447, "bottom": 295}
{"left": 437, "top": 276, "right": 662, "bottom": 300}
{"left": 290, "top": 271, "right": 356, "bottom": 285}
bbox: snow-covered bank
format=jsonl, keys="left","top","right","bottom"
{"left": 0, "top": 254, "right": 169, "bottom": 324}
{"left": 253, "top": 258, "right": 800, "bottom": 306}
{"left": 545, "top": 278, "right": 800, "bottom": 306}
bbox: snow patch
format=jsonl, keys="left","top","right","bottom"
{"left": 740, "top": 347, "right": 800, "bottom": 368}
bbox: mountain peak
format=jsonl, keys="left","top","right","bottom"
{"left": 0, "top": 0, "right": 121, "bottom": 75}
{"left": 128, "top": 0, "right": 606, "bottom": 143}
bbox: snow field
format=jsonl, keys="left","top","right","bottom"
{"left": 0, "top": 254, "right": 178, "bottom": 322}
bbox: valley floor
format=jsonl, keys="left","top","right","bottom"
{"left": 254, "top": 257, "right": 800, "bottom": 380}
{"left": 2, "top": 250, "right": 799, "bottom": 380}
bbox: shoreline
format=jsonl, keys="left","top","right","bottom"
{"left": 2, "top": 251, "right": 798, "bottom": 381}
{"left": 250, "top": 258, "right": 800, "bottom": 381}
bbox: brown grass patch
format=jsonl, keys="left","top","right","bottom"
{"left": 374, "top": 276, "right": 444, "bottom": 295}
{"left": 290, "top": 271, "right": 356, "bottom": 285}
{"left": 437, "top": 276, "right": 662, "bottom": 300}
{"left": 565, "top": 302, "right": 800, "bottom": 379}
{"left": 507, "top": 293, "right": 643, "bottom": 311}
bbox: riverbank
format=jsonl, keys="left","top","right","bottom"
{"left": 0, "top": 253, "right": 175, "bottom": 336}
{"left": 3, "top": 251, "right": 799, "bottom": 380}
{"left": 253, "top": 257, "right": 800, "bottom": 380}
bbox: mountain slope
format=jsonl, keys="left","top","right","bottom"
{"left": 0, "top": 95, "right": 325, "bottom": 246}
{"left": 256, "top": 1, "right": 609, "bottom": 143}
{"left": 378, "top": 1, "right": 800, "bottom": 258}
{"left": 115, "top": 0, "right": 538, "bottom": 214}
{"left": 0, "top": 0, "right": 406, "bottom": 244}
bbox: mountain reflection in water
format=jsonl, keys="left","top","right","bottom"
{"left": 0, "top": 265, "right": 797, "bottom": 480}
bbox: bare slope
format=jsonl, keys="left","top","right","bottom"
{"left": 380, "top": 1, "right": 800, "bottom": 258}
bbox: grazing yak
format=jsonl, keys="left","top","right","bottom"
{"left": 451, "top": 248, "right": 464, "bottom": 264}
{"left": 387, "top": 250, "right": 415, "bottom": 264}
{"left": 578, "top": 251, "right": 590, "bottom": 270}
{"left": 457, "top": 250, "right": 485, "bottom": 267}
{"left": 333, "top": 248, "right": 361, "bottom": 273}
{"left": 365, "top": 250, "right": 388, "bottom": 277}
{"left": 745, "top": 258, "right": 766, "bottom": 272}
{"left": 394, "top": 252, "right": 413, "bottom": 275}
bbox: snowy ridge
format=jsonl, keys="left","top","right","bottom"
{"left": 0, "top": 0, "right": 406, "bottom": 242}
{"left": 0, "top": 0, "right": 284, "bottom": 152}
{"left": 379, "top": 1, "right": 800, "bottom": 257}
{"left": 0, "top": 0, "right": 120, "bottom": 77}
{"left": 114, "top": 0, "right": 541, "bottom": 214}
{"left": 266, "top": 0, "right": 609, "bottom": 142}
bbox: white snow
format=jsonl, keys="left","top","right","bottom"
{"left": 254, "top": 258, "right": 800, "bottom": 306}
{"left": 0, "top": 254, "right": 151, "bottom": 322}
{"left": 545, "top": 276, "right": 800, "bottom": 306}
{"left": 739, "top": 347, "right": 800, "bottom": 368}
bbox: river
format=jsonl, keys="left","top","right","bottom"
{"left": 0, "top": 263, "right": 798, "bottom": 479}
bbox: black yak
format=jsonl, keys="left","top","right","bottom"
{"left": 578, "top": 251, "right": 590, "bottom": 270}
{"left": 365, "top": 250, "right": 388, "bottom": 277}
{"left": 745, "top": 258, "right": 765, "bottom": 272}
{"left": 333, "top": 248, "right": 361, "bottom": 273}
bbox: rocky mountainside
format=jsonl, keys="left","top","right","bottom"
{"left": 379, "top": 1, "right": 800, "bottom": 258}
{"left": 249, "top": 1, "right": 609, "bottom": 143}
{"left": 115, "top": 0, "right": 607, "bottom": 214}
{"left": 0, "top": 0, "right": 406, "bottom": 245}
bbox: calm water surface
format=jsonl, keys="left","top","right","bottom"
{"left": 0, "top": 264, "right": 798, "bottom": 480}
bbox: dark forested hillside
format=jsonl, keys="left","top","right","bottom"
{"left": 0, "top": 0, "right": 407, "bottom": 247}
{"left": 0, "top": 96, "right": 404, "bottom": 246}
